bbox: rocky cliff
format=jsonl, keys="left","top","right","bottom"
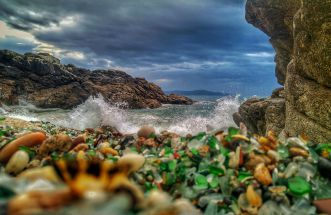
{"left": 0, "top": 50, "right": 193, "bottom": 109}
{"left": 234, "top": 0, "right": 331, "bottom": 142}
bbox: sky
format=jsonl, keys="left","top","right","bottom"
{"left": 0, "top": 0, "right": 279, "bottom": 97}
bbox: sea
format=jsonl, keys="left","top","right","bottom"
{"left": 0, "top": 95, "right": 241, "bottom": 135}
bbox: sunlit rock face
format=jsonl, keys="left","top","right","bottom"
{"left": 234, "top": 0, "right": 331, "bottom": 142}
{"left": 0, "top": 50, "right": 193, "bottom": 109}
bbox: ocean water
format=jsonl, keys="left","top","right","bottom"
{"left": 0, "top": 95, "right": 241, "bottom": 135}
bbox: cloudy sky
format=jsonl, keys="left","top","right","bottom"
{"left": 0, "top": 0, "right": 279, "bottom": 97}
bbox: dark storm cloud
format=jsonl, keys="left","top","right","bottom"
{"left": 0, "top": 0, "right": 278, "bottom": 96}
{"left": 0, "top": 0, "right": 251, "bottom": 61}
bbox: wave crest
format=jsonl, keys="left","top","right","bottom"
{"left": 3, "top": 95, "right": 240, "bottom": 135}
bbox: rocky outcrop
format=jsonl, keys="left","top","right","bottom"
{"left": 0, "top": 50, "right": 193, "bottom": 109}
{"left": 233, "top": 88, "right": 285, "bottom": 136}
{"left": 234, "top": 0, "right": 331, "bottom": 142}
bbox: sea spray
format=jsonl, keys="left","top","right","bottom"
{"left": 2, "top": 94, "right": 240, "bottom": 135}
{"left": 4, "top": 101, "right": 40, "bottom": 122}
{"left": 166, "top": 95, "right": 240, "bottom": 134}
{"left": 56, "top": 95, "right": 136, "bottom": 132}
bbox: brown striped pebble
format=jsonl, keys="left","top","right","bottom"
{"left": 0, "top": 132, "right": 46, "bottom": 163}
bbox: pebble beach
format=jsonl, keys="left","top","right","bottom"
{"left": 1, "top": 117, "right": 331, "bottom": 214}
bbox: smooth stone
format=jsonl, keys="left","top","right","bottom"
{"left": 18, "top": 166, "right": 61, "bottom": 182}
{"left": 0, "top": 132, "right": 46, "bottom": 163}
{"left": 5, "top": 150, "right": 30, "bottom": 175}
{"left": 117, "top": 153, "right": 145, "bottom": 173}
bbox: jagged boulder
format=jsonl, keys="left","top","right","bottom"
{"left": 234, "top": 0, "right": 331, "bottom": 142}
{"left": 0, "top": 50, "right": 193, "bottom": 109}
{"left": 233, "top": 88, "right": 285, "bottom": 136}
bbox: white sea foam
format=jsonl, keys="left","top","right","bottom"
{"left": 2, "top": 95, "right": 240, "bottom": 135}
{"left": 55, "top": 95, "right": 136, "bottom": 132}
{"left": 4, "top": 102, "right": 40, "bottom": 122}
{"left": 165, "top": 96, "right": 240, "bottom": 134}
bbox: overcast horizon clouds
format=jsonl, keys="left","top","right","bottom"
{"left": 0, "top": 0, "right": 279, "bottom": 97}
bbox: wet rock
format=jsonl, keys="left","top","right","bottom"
{"left": 241, "top": 0, "right": 331, "bottom": 142}
{"left": 285, "top": 71, "right": 331, "bottom": 142}
{"left": 0, "top": 50, "right": 193, "bottom": 109}
{"left": 233, "top": 97, "right": 285, "bottom": 137}
{"left": 167, "top": 93, "right": 194, "bottom": 105}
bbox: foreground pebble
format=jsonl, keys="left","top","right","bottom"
{"left": 5, "top": 150, "right": 30, "bottom": 175}
{"left": 0, "top": 132, "right": 46, "bottom": 163}
{"left": 0, "top": 122, "right": 330, "bottom": 215}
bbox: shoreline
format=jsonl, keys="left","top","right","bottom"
{"left": 1, "top": 116, "right": 331, "bottom": 214}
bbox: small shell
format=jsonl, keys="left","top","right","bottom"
{"left": 229, "top": 146, "right": 242, "bottom": 169}
{"left": 246, "top": 185, "right": 262, "bottom": 207}
{"left": 5, "top": 150, "right": 30, "bottom": 175}
{"left": 289, "top": 147, "right": 309, "bottom": 158}
{"left": 232, "top": 134, "right": 249, "bottom": 142}
{"left": 254, "top": 163, "right": 272, "bottom": 186}
{"left": 118, "top": 153, "right": 145, "bottom": 173}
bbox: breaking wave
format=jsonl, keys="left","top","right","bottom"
{"left": 2, "top": 95, "right": 240, "bottom": 135}
{"left": 55, "top": 96, "right": 135, "bottom": 132}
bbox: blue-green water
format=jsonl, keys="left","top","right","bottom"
{"left": 1, "top": 95, "right": 241, "bottom": 135}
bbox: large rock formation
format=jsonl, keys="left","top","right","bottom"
{"left": 234, "top": 0, "right": 331, "bottom": 142}
{"left": 0, "top": 50, "right": 193, "bottom": 109}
